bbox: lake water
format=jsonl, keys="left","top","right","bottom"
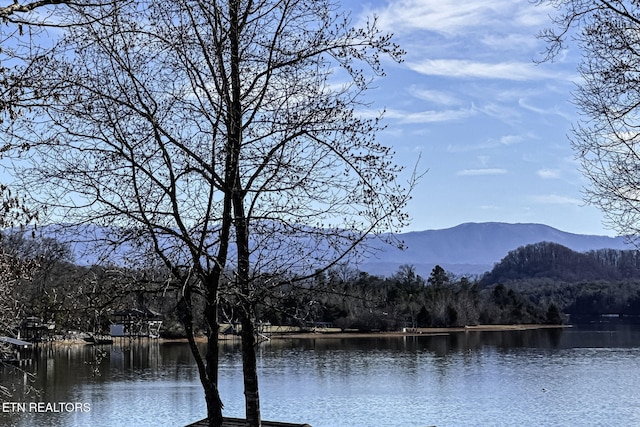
{"left": 2, "top": 319, "right": 640, "bottom": 427}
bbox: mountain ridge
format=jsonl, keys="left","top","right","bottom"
{"left": 24, "top": 221, "right": 634, "bottom": 278}
{"left": 359, "top": 222, "right": 632, "bottom": 277}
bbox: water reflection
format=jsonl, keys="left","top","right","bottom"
{"left": 1, "top": 323, "right": 640, "bottom": 427}
{"left": 261, "top": 327, "right": 567, "bottom": 359}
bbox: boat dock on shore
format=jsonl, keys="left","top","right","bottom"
{"left": 186, "top": 417, "right": 312, "bottom": 427}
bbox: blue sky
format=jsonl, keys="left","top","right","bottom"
{"left": 349, "top": 0, "right": 613, "bottom": 236}
{"left": 1, "top": 1, "right": 611, "bottom": 237}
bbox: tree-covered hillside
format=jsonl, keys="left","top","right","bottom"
{"left": 480, "top": 242, "right": 640, "bottom": 316}
{"left": 481, "top": 241, "right": 640, "bottom": 284}
{"left": 2, "top": 233, "right": 557, "bottom": 335}
{"left": 12, "top": 235, "right": 640, "bottom": 333}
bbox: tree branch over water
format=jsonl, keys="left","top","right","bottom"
{"left": 4, "top": 1, "right": 415, "bottom": 425}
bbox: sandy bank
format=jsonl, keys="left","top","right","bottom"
{"left": 38, "top": 324, "right": 569, "bottom": 345}
{"left": 267, "top": 324, "right": 569, "bottom": 340}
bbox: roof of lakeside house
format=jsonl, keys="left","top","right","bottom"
{"left": 0, "top": 337, "right": 32, "bottom": 347}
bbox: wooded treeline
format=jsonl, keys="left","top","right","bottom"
{"left": 480, "top": 241, "right": 640, "bottom": 317}
{"left": 481, "top": 241, "right": 640, "bottom": 284}
{"left": 4, "top": 234, "right": 572, "bottom": 336}
{"left": 275, "top": 265, "right": 554, "bottom": 330}
{"left": 11, "top": 234, "right": 640, "bottom": 336}
{"left": 13, "top": 233, "right": 640, "bottom": 338}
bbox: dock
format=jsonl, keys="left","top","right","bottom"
{"left": 186, "top": 417, "right": 312, "bottom": 427}
{"left": 0, "top": 337, "right": 32, "bottom": 348}
{"left": 1, "top": 336, "right": 33, "bottom": 366}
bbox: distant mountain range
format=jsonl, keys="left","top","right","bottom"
{"left": 30, "top": 221, "right": 635, "bottom": 278}
{"left": 359, "top": 222, "right": 633, "bottom": 277}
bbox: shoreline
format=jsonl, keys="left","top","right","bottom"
{"left": 267, "top": 324, "right": 570, "bottom": 340}
{"left": 39, "top": 324, "right": 569, "bottom": 345}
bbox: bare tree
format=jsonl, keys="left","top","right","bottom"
{"left": 9, "top": 1, "right": 411, "bottom": 426}
{"left": 0, "top": 0, "right": 124, "bottom": 400}
{"left": 0, "top": 0, "right": 79, "bottom": 19}
{"left": 538, "top": 1, "right": 640, "bottom": 242}
{"left": 0, "top": 185, "right": 37, "bottom": 398}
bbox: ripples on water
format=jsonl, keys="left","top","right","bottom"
{"left": 2, "top": 320, "right": 640, "bottom": 427}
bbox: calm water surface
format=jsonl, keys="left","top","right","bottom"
{"left": 2, "top": 319, "right": 640, "bottom": 427}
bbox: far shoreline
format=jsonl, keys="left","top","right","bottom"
{"left": 40, "top": 324, "right": 570, "bottom": 345}
{"left": 266, "top": 324, "right": 570, "bottom": 340}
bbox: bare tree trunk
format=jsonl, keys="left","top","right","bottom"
{"left": 180, "top": 293, "right": 224, "bottom": 427}
{"left": 10, "top": 1, "right": 411, "bottom": 426}
{"left": 240, "top": 307, "right": 260, "bottom": 427}
{"left": 236, "top": 230, "right": 262, "bottom": 426}
{"left": 233, "top": 193, "right": 261, "bottom": 426}
{"left": 228, "top": 0, "right": 261, "bottom": 422}
{"left": 205, "top": 300, "right": 224, "bottom": 427}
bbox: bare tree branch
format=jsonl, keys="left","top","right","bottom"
{"left": 538, "top": 1, "right": 640, "bottom": 241}
{"left": 7, "top": 1, "right": 413, "bottom": 425}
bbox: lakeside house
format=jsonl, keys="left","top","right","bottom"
{"left": 18, "top": 316, "right": 55, "bottom": 342}
{"left": 110, "top": 308, "right": 163, "bottom": 338}
{"left": 0, "top": 336, "right": 33, "bottom": 366}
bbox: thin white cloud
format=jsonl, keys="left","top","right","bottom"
{"left": 410, "top": 87, "right": 462, "bottom": 106}
{"left": 373, "top": 1, "right": 494, "bottom": 36}
{"left": 479, "top": 33, "right": 540, "bottom": 51}
{"left": 518, "top": 98, "right": 574, "bottom": 120}
{"left": 500, "top": 134, "right": 525, "bottom": 145}
{"left": 457, "top": 168, "right": 508, "bottom": 176}
{"left": 384, "top": 107, "right": 475, "bottom": 123}
{"left": 475, "top": 102, "right": 522, "bottom": 123}
{"left": 446, "top": 133, "right": 529, "bottom": 153}
{"left": 537, "top": 169, "right": 561, "bottom": 179}
{"left": 371, "top": 0, "right": 552, "bottom": 37}
{"left": 530, "top": 194, "right": 582, "bottom": 205}
{"left": 407, "top": 59, "right": 562, "bottom": 81}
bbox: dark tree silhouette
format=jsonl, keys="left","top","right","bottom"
{"left": 8, "top": 1, "right": 412, "bottom": 425}
{"left": 538, "top": 1, "right": 640, "bottom": 243}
